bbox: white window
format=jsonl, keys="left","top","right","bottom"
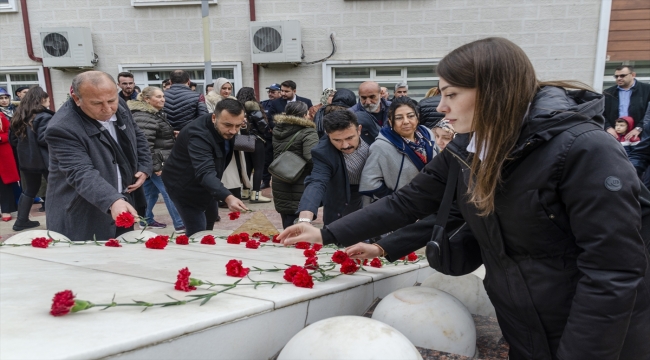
{"left": 119, "top": 62, "right": 242, "bottom": 96}
{"left": 323, "top": 60, "right": 440, "bottom": 102}
{"left": 0, "top": 0, "right": 18, "bottom": 13}
{"left": 0, "top": 67, "right": 46, "bottom": 99}
{"left": 131, "top": 0, "right": 216, "bottom": 6}
{"left": 603, "top": 61, "right": 650, "bottom": 90}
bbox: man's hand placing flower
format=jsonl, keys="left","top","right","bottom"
{"left": 278, "top": 223, "right": 323, "bottom": 246}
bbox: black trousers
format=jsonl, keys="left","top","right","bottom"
{"left": 0, "top": 181, "right": 17, "bottom": 213}
{"left": 281, "top": 213, "right": 299, "bottom": 229}
{"left": 262, "top": 138, "right": 274, "bottom": 184}
{"left": 244, "top": 138, "right": 265, "bottom": 191}
{"left": 21, "top": 171, "right": 47, "bottom": 198}
{"left": 168, "top": 192, "right": 219, "bottom": 237}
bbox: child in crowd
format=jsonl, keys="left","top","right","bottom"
{"left": 615, "top": 116, "right": 640, "bottom": 155}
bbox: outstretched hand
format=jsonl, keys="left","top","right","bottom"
{"left": 278, "top": 223, "right": 323, "bottom": 246}
{"left": 345, "top": 242, "right": 382, "bottom": 260}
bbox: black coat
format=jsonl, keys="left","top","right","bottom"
{"left": 161, "top": 113, "right": 234, "bottom": 208}
{"left": 322, "top": 87, "right": 650, "bottom": 359}
{"left": 163, "top": 84, "right": 208, "bottom": 130}
{"left": 298, "top": 136, "right": 368, "bottom": 225}
{"left": 11, "top": 109, "right": 53, "bottom": 173}
{"left": 418, "top": 95, "right": 445, "bottom": 128}
{"left": 271, "top": 114, "right": 319, "bottom": 214}
{"left": 603, "top": 80, "right": 650, "bottom": 129}
{"left": 313, "top": 89, "right": 377, "bottom": 145}
{"left": 128, "top": 101, "right": 175, "bottom": 172}
{"left": 267, "top": 95, "right": 314, "bottom": 125}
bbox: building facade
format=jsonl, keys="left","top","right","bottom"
{"left": 0, "top": 0, "right": 616, "bottom": 108}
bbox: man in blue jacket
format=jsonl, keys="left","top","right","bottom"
{"left": 296, "top": 110, "right": 370, "bottom": 226}
{"left": 350, "top": 81, "right": 391, "bottom": 141}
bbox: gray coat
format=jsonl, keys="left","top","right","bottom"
{"left": 45, "top": 98, "right": 152, "bottom": 241}
{"left": 128, "top": 100, "right": 175, "bottom": 172}
{"left": 359, "top": 128, "right": 436, "bottom": 198}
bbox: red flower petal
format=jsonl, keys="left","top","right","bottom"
{"left": 272, "top": 235, "right": 280, "bottom": 243}
{"left": 407, "top": 252, "right": 418, "bottom": 262}
{"left": 226, "top": 259, "right": 250, "bottom": 277}
{"left": 370, "top": 258, "right": 382, "bottom": 268}
{"left": 145, "top": 235, "right": 169, "bottom": 249}
{"left": 239, "top": 232, "right": 250, "bottom": 242}
{"left": 175, "top": 235, "right": 189, "bottom": 245}
{"left": 50, "top": 290, "right": 76, "bottom": 316}
{"left": 115, "top": 212, "right": 135, "bottom": 228}
{"left": 292, "top": 269, "right": 314, "bottom": 288}
{"left": 105, "top": 239, "right": 122, "bottom": 247}
{"left": 245, "top": 240, "right": 260, "bottom": 249}
{"left": 303, "top": 249, "right": 316, "bottom": 258}
{"left": 228, "top": 212, "right": 241, "bottom": 220}
{"left": 283, "top": 265, "right": 303, "bottom": 282}
{"left": 227, "top": 234, "right": 241, "bottom": 244}
{"left": 312, "top": 243, "right": 323, "bottom": 251}
{"left": 295, "top": 242, "right": 311, "bottom": 249}
{"left": 340, "top": 258, "right": 360, "bottom": 275}
{"left": 31, "top": 237, "right": 51, "bottom": 248}
{"left": 174, "top": 267, "right": 197, "bottom": 292}
{"left": 304, "top": 256, "right": 319, "bottom": 270}
{"left": 200, "top": 235, "right": 216, "bottom": 245}
{"left": 331, "top": 250, "right": 349, "bottom": 264}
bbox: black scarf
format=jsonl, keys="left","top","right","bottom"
{"left": 72, "top": 102, "right": 144, "bottom": 210}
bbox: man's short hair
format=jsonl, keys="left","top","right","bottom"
{"left": 170, "top": 70, "right": 190, "bottom": 84}
{"left": 215, "top": 98, "right": 245, "bottom": 117}
{"left": 72, "top": 71, "right": 116, "bottom": 99}
{"left": 323, "top": 110, "right": 358, "bottom": 133}
{"left": 615, "top": 65, "right": 635, "bottom": 73}
{"left": 117, "top": 72, "right": 134, "bottom": 82}
{"left": 281, "top": 80, "right": 297, "bottom": 90}
{"left": 395, "top": 82, "right": 408, "bottom": 91}
{"left": 206, "top": 83, "right": 214, "bottom": 93}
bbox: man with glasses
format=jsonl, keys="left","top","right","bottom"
{"left": 604, "top": 65, "right": 650, "bottom": 139}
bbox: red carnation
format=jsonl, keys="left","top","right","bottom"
{"left": 239, "top": 232, "right": 250, "bottom": 242}
{"left": 283, "top": 265, "right": 303, "bottom": 282}
{"left": 399, "top": 256, "right": 406, "bottom": 261}
{"left": 370, "top": 258, "right": 382, "bottom": 268}
{"left": 295, "top": 242, "right": 311, "bottom": 249}
{"left": 258, "top": 234, "right": 270, "bottom": 242}
{"left": 312, "top": 243, "right": 323, "bottom": 251}
{"left": 292, "top": 269, "right": 314, "bottom": 289}
{"left": 31, "top": 237, "right": 52, "bottom": 248}
{"left": 115, "top": 212, "right": 135, "bottom": 228}
{"left": 145, "top": 235, "right": 168, "bottom": 249}
{"left": 50, "top": 290, "right": 76, "bottom": 317}
{"left": 340, "top": 258, "right": 359, "bottom": 275}
{"left": 200, "top": 235, "right": 216, "bottom": 245}
{"left": 331, "top": 250, "right": 349, "bottom": 264}
{"left": 227, "top": 234, "right": 241, "bottom": 244}
{"left": 363, "top": 259, "right": 369, "bottom": 266}
{"left": 245, "top": 240, "right": 260, "bottom": 249}
{"left": 407, "top": 252, "right": 418, "bottom": 262}
{"left": 272, "top": 235, "right": 280, "bottom": 243}
{"left": 303, "top": 249, "right": 316, "bottom": 258}
{"left": 252, "top": 232, "right": 264, "bottom": 239}
{"left": 228, "top": 212, "right": 240, "bottom": 220}
{"left": 175, "top": 235, "right": 189, "bottom": 245}
{"left": 225, "top": 259, "right": 250, "bottom": 277}
{"left": 305, "top": 256, "right": 319, "bottom": 270}
{"left": 174, "top": 267, "right": 197, "bottom": 292}
{"left": 105, "top": 239, "right": 121, "bottom": 247}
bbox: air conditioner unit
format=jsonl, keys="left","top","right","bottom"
{"left": 39, "top": 27, "right": 97, "bottom": 68}
{"left": 250, "top": 20, "right": 301, "bottom": 64}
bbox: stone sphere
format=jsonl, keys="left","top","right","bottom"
{"left": 278, "top": 316, "right": 422, "bottom": 360}
{"left": 372, "top": 287, "right": 476, "bottom": 357}
{"left": 3, "top": 230, "right": 70, "bottom": 245}
{"left": 117, "top": 230, "right": 159, "bottom": 243}
{"left": 421, "top": 272, "right": 496, "bottom": 317}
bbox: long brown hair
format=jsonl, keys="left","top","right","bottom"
{"left": 11, "top": 86, "right": 49, "bottom": 139}
{"left": 437, "top": 37, "right": 539, "bottom": 216}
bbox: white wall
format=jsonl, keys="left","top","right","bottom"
{"left": 0, "top": 0, "right": 602, "bottom": 106}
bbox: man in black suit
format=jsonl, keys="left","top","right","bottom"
{"left": 262, "top": 80, "right": 314, "bottom": 188}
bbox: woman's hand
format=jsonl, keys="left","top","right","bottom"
{"left": 278, "top": 223, "right": 322, "bottom": 246}
{"left": 345, "top": 242, "right": 382, "bottom": 260}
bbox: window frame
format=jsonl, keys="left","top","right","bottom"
{"left": 0, "top": 66, "right": 46, "bottom": 96}
{"left": 130, "top": 0, "right": 217, "bottom": 6}
{"left": 118, "top": 62, "right": 243, "bottom": 95}
{"left": 322, "top": 59, "right": 441, "bottom": 101}
{"left": 0, "top": 0, "right": 18, "bottom": 13}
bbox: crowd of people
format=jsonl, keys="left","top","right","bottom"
{"left": 0, "top": 36, "right": 649, "bottom": 359}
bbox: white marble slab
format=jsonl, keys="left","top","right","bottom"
{"left": 0, "top": 239, "right": 431, "bottom": 359}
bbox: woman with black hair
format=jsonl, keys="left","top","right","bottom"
{"left": 235, "top": 87, "right": 271, "bottom": 203}
{"left": 9, "top": 86, "right": 52, "bottom": 231}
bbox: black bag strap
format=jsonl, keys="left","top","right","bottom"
{"left": 434, "top": 158, "right": 460, "bottom": 227}
{"left": 280, "top": 129, "right": 305, "bottom": 154}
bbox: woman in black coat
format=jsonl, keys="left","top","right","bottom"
{"left": 9, "top": 86, "right": 52, "bottom": 231}
{"left": 279, "top": 37, "right": 650, "bottom": 360}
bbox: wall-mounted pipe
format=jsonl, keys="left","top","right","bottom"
{"left": 20, "top": 0, "right": 55, "bottom": 111}
{"left": 248, "top": 0, "right": 260, "bottom": 99}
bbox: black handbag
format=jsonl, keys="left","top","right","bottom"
{"left": 268, "top": 130, "right": 307, "bottom": 183}
{"left": 233, "top": 134, "right": 256, "bottom": 152}
{"left": 425, "top": 159, "right": 482, "bottom": 276}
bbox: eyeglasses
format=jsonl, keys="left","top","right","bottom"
{"left": 613, "top": 73, "right": 631, "bottom": 79}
